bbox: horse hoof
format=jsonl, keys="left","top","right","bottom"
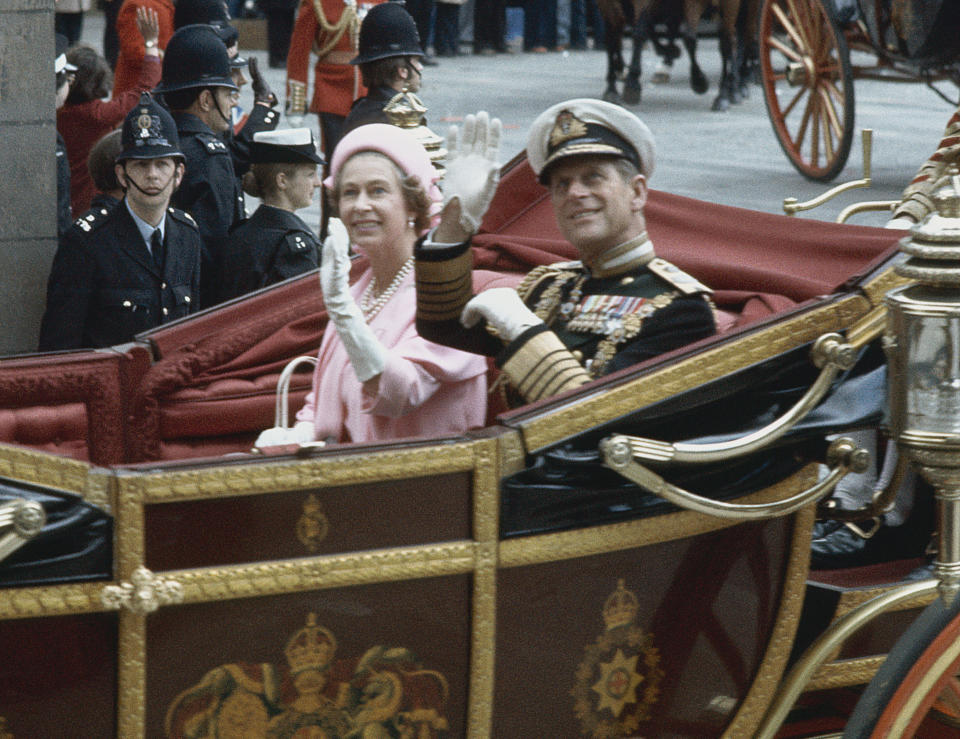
{"left": 652, "top": 61, "right": 672, "bottom": 84}
{"left": 623, "top": 86, "right": 641, "bottom": 106}
{"left": 691, "top": 70, "right": 708, "bottom": 95}
{"left": 711, "top": 96, "right": 729, "bottom": 112}
{"left": 603, "top": 90, "right": 623, "bottom": 105}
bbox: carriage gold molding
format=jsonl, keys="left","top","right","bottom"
{"left": 120, "top": 441, "right": 479, "bottom": 504}
{"left": 516, "top": 293, "right": 872, "bottom": 452}
{"left": 0, "top": 443, "right": 96, "bottom": 500}
{"left": 723, "top": 505, "right": 814, "bottom": 736}
{"left": 0, "top": 581, "right": 107, "bottom": 619}
{"left": 808, "top": 656, "right": 886, "bottom": 691}
{"left": 499, "top": 467, "right": 817, "bottom": 567}
{"left": 834, "top": 584, "right": 937, "bottom": 616}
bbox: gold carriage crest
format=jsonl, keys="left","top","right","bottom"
{"left": 571, "top": 579, "right": 664, "bottom": 737}
{"left": 165, "top": 612, "right": 450, "bottom": 738}
{"left": 296, "top": 493, "right": 329, "bottom": 552}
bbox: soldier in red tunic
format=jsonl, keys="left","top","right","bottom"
{"left": 284, "top": 0, "right": 386, "bottom": 160}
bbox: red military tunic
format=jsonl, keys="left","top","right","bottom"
{"left": 112, "top": 0, "right": 175, "bottom": 97}
{"left": 285, "top": 0, "right": 386, "bottom": 120}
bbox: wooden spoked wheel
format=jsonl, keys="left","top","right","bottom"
{"left": 759, "top": 0, "right": 854, "bottom": 182}
{"left": 865, "top": 603, "right": 960, "bottom": 737}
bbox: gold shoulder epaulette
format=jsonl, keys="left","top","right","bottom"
{"left": 647, "top": 257, "right": 712, "bottom": 296}
{"left": 516, "top": 261, "right": 581, "bottom": 301}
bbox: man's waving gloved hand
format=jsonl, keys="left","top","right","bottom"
{"left": 320, "top": 218, "right": 388, "bottom": 383}
{"left": 441, "top": 111, "right": 503, "bottom": 237}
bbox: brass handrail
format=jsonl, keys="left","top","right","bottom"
{"left": 597, "top": 314, "right": 883, "bottom": 466}
{"left": 783, "top": 130, "right": 873, "bottom": 217}
{"left": 600, "top": 436, "right": 868, "bottom": 519}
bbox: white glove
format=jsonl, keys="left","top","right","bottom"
{"left": 885, "top": 216, "right": 916, "bottom": 230}
{"left": 443, "top": 111, "right": 502, "bottom": 235}
{"left": 255, "top": 420, "right": 317, "bottom": 449}
{"left": 461, "top": 287, "right": 543, "bottom": 342}
{"left": 320, "top": 223, "right": 387, "bottom": 382}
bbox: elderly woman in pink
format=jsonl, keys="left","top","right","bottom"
{"left": 257, "top": 123, "right": 489, "bottom": 446}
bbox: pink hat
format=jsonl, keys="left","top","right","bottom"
{"left": 324, "top": 124, "right": 442, "bottom": 220}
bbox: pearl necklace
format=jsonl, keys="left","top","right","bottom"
{"left": 359, "top": 256, "right": 414, "bottom": 319}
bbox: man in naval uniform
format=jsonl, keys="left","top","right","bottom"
{"left": 38, "top": 93, "right": 201, "bottom": 351}
{"left": 415, "top": 99, "right": 717, "bottom": 405}
{"left": 342, "top": 2, "right": 426, "bottom": 135}
{"left": 155, "top": 24, "right": 243, "bottom": 307}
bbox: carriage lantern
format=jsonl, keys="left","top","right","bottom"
{"left": 885, "top": 168, "right": 960, "bottom": 603}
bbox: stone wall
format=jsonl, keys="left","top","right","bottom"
{"left": 0, "top": 0, "right": 55, "bottom": 356}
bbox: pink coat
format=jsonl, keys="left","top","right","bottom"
{"left": 297, "top": 268, "right": 488, "bottom": 443}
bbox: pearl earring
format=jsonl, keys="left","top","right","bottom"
{"left": 407, "top": 217, "right": 415, "bottom": 228}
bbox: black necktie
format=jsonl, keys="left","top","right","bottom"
{"left": 151, "top": 229, "right": 164, "bottom": 271}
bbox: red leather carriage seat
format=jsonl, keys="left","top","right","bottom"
{"left": 0, "top": 348, "right": 148, "bottom": 465}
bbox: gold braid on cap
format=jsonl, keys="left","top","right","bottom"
{"left": 309, "top": 0, "right": 359, "bottom": 59}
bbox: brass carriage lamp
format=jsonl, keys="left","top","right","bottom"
{"left": 885, "top": 169, "right": 960, "bottom": 602}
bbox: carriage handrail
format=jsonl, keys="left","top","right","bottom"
{"left": 600, "top": 435, "right": 869, "bottom": 519}
{"left": 597, "top": 314, "right": 884, "bottom": 466}
{"left": 0, "top": 499, "right": 46, "bottom": 563}
{"left": 819, "top": 446, "right": 909, "bottom": 521}
{"left": 836, "top": 199, "right": 896, "bottom": 224}
{"left": 783, "top": 129, "right": 873, "bottom": 216}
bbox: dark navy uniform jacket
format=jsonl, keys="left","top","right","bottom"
{"left": 38, "top": 201, "right": 202, "bottom": 351}
{"left": 56, "top": 133, "right": 72, "bottom": 237}
{"left": 214, "top": 204, "right": 319, "bottom": 305}
{"left": 228, "top": 103, "right": 281, "bottom": 177}
{"left": 170, "top": 111, "right": 245, "bottom": 307}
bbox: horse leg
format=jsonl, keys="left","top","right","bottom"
{"left": 596, "top": 0, "right": 626, "bottom": 103}
{"left": 682, "top": 0, "right": 709, "bottom": 95}
{"left": 650, "top": 14, "right": 681, "bottom": 84}
{"left": 738, "top": 0, "right": 762, "bottom": 94}
{"left": 623, "top": 6, "right": 650, "bottom": 105}
{"left": 712, "top": 0, "right": 742, "bottom": 111}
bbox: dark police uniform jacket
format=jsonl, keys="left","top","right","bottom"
{"left": 228, "top": 102, "right": 281, "bottom": 178}
{"left": 170, "top": 111, "right": 245, "bottom": 307}
{"left": 57, "top": 132, "right": 72, "bottom": 237}
{"left": 415, "top": 234, "right": 716, "bottom": 404}
{"left": 38, "top": 201, "right": 201, "bottom": 351}
{"left": 214, "top": 204, "right": 319, "bottom": 305}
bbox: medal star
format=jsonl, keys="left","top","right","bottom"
{"left": 591, "top": 648, "right": 644, "bottom": 718}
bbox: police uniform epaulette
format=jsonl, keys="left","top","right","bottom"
{"left": 196, "top": 132, "right": 229, "bottom": 154}
{"left": 73, "top": 208, "right": 112, "bottom": 234}
{"left": 647, "top": 257, "right": 712, "bottom": 296}
{"left": 516, "top": 260, "right": 583, "bottom": 301}
{"left": 283, "top": 231, "right": 314, "bottom": 253}
{"left": 167, "top": 207, "right": 199, "bottom": 229}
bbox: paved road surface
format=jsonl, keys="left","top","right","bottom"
{"left": 82, "top": 12, "right": 956, "bottom": 228}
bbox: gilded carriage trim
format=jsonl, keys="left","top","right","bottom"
{"left": 165, "top": 542, "right": 477, "bottom": 604}
{"left": 0, "top": 581, "right": 107, "bottom": 619}
{"left": 723, "top": 504, "right": 815, "bottom": 736}
{"left": 499, "top": 468, "right": 816, "bottom": 567}
{"left": 468, "top": 438, "right": 501, "bottom": 737}
{"left": 0, "top": 443, "right": 91, "bottom": 498}
{"left": 833, "top": 584, "right": 937, "bottom": 616}
{"left": 517, "top": 295, "right": 871, "bottom": 452}
{"left": 860, "top": 268, "right": 912, "bottom": 307}
{"left": 807, "top": 656, "right": 886, "bottom": 690}
{"left": 120, "top": 442, "right": 477, "bottom": 504}
{"left": 118, "top": 609, "right": 147, "bottom": 738}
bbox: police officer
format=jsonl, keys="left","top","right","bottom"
{"left": 342, "top": 2, "right": 426, "bottom": 135}
{"left": 155, "top": 23, "right": 242, "bottom": 307}
{"left": 415, "top": 100, "right": 717, "bottom": 405}
{"left": 39, "top": 93, "right": 201, "bottom": 351}
{"left": 215, "top": 128, "right": 323, "bottom": 305}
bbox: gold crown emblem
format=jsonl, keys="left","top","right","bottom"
{"left": 284, "top": 612, "right": 337, "bottom": 674}
{"left": 549, "top": 109, "right": 588, "bottom": 149}
{"left": 602, "top": 579, "right": 639, "bottom": 631}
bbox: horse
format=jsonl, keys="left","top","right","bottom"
{"left": 595, "top": 0, "right": 761, "bottom": 112}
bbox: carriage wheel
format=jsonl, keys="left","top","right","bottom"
{"left": 759, "top": 0, "right": 855, "bottom": 182}
{"left": 839, "top": 593, "right": 960, "bottom": 738}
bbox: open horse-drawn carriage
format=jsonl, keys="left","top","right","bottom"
{"left": 761, "top": 0, "right": 960, "bottom": 181}
{"left": 4, "top": 149, "right": 960, "bottom": 737}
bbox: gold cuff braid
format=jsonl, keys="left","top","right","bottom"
{"left": 286, "top": 80, "right": 307, "bottom": 116}
{"left": 415, "top": 249, "right": 474, "bottom": 322}
{"left": 501, "top": 330, "right": 592, "bottom": 403}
